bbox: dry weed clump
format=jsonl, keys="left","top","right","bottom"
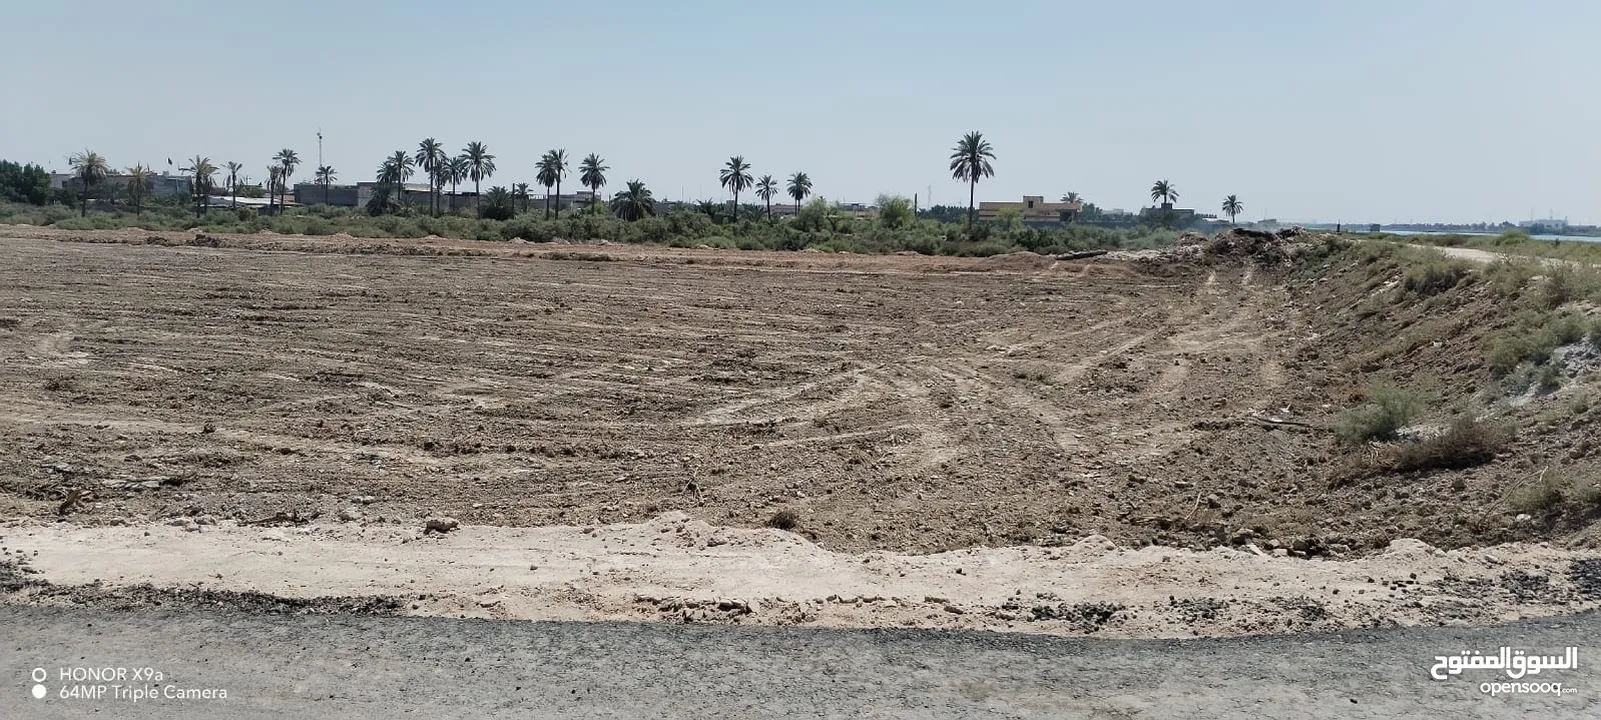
{"left": 1384, "top": 416, "right": 1509, "bottom": 472}
{"left": 1510, "top": 471, "right": 1601, "bottom": 518}
{"left": 767, "top": 509, "right": 800, "bottom": 531}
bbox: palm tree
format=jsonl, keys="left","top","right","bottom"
{"left": 386, "top": 150, "right": 414, "bottom": 206}
{"left": 718, "top": 156, "right": 753, "bottom": 220}
{"left": 1221, "top": 195, "right": 1244, "bottom": 225}
{"left": 372, "top": 158, "right": 398, "bottom": 214}
{"left": 414, "top": 138, "right": 446, "bottom": 215}
{"left": 548, "top": 150, "right": 569, "bottom": 217}
{"left": 273, "top": 149, "right": 300, "bottom": 211}
{"left": 461, "top": 141, "right": 495, "bottom": 218}
{"left": 482, "top": 186, "right": 514, "bottom": 220}
{"left": 1060, "top": 191, "right": 1081, "bottom": 204}
{"left": 786, "top": 171, "right": 812, "bottom": 214}
{"left": 125, "top": 164, "right": 151, "bottom": 216}
{"left": 267, "top": 166, "right": 283, "bottom": 212}
{"left": 67, "top": 150, "right": 109, "bottom": 216}
{"left": 315, "top": 165, "right": 337, "bottom": 205}
{"left": 948, "top": 131, "right": 995, "bottom": 224}
{"left": 511, "top": 183, "right": 531, "bottom": 214}
{"left": 1150, "top": 180, "right": 1178, "bottom": 207}
{"left": 182, "top": 156, "right": 217, "bottom": 218}
{"left": 534, "top": 153, "right": 558, "bottom": 219}
{"left": 754, "top": 175, "right": 777, "bottom": 222}
{"left": 446, "top": 156, "right": 469, "bottom": 213}
{"left": 225, "top": 161, "right": 243, "bottom": 208}
{"left": 611, "top": 179, "right": 655, "bottom": 221}
{"left": 578, "top": 153, "right": 608, "bottom": 210}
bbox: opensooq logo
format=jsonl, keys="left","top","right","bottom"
{"left": 1430, "top": 647, "right": 1578, "bottom": 681}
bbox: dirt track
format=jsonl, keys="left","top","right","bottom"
{"left": 0, "top": 231, "right": 1306, "bottom": 553}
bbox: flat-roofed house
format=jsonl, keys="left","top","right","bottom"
{"left": 976, "top": 195, "right": 1083, "bottom": 225}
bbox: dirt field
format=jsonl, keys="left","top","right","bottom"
{"left": 0, "top": 229, "right": 1311, "bottom": 553}
{"left": 2, "top": 227, "right": 1600, "bottom": 638}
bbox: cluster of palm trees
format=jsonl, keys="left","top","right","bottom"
{"left": 368, "top": 140, "right": 621, "bottom": 220}
{"left": 714, "top": 155, "right": 814, "bottom": 222}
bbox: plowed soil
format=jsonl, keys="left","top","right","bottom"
{"left": 1, "top": 227, "right": 1597, "bottom": 559}
{"left": 0, "top": 229, "right": 1309, "bottom": 553}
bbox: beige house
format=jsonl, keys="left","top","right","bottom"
{"left": 977, "top": 195, "right": 1083, "bottom": 225}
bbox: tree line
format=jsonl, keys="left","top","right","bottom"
{"left": 35, "top": 130, "right": 1247, "bottom": 228}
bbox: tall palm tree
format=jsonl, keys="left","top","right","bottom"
{"left": 511, "top": 183, "right": 531, "bottom": 214}
{"left": 182, "top": 156, "right": 217, "bottom": 218}
{"left": 754, "top": 175, "right": 777, "bottom": 222}
{"left": 578, "top": 153, "right": 608, "bottom": 210}
{"left": 370, "top": 158, "right": 398, "bottom": 214}
{"left": 267, "top": 166, "right": 283, "bottom": 212}
{"left": 386, "top": 150, "right": 414, "bottom": 206}
{"left": 225, "top": 161, "right": 244, "bottom": 208}
{"left": 611, "top": 179, "right": 655, "bottom": 221}
{"left": 461, "top": 141, "right": 495, "bottom": 218}
{"left": 67, "top": 150, "right": 109, "bottom": 216}
{"left": 948, "top": 131, "right": 995, "bottom": 224}
{"left": 316, "top": 165, "right": 337, "bottom": 205}
{"left": 1221, "top": 195, "right": 1244, "bottom": 225}
{"left": 1150, "top": 180, "right": 1178, "bottom": 206}
{"left": 786, "top": 171, "right": 812, "bottom": 214}
{"left": 534, "top": 154, "right": 558, "bottom": 219}
{"left": 1060, "top": 191, "right": 1081, "bottom": 204}
{"left": 446, "top": 156, "right": 469, "bottom": 213}
{"left": 125, "top": 164, "right": 151, "bottom": 217}
{"left": 548, "top": 150, "right": 570, "bottom": 217}
{"left": 273, "top": 149, "right": 300, "bottom": 211}
{"left": 415, "top": 138, "right": 446, "bottom": 216}
{"left": 719, "top": 155, "right": 753, "bottom": 220}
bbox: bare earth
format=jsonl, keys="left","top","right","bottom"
{"left": 4, "top": 516, "right": 1599, "bottom": 638}
{"left": 0, "top": 227, "right": 1598, "bottom": 641}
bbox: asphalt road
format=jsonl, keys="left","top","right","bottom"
{"left": 2, "top": 606, "right": 1597, "bottom": 719}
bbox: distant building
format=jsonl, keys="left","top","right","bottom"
{"left": 294, "top": 182, "right": 359, "bottom": 207}
{"left": 977, "top": 195, "right": 1083, "bottom": 225}
{"left": 51, "top": 170, "right": 191, "bottom": 197}
{"left": 1139, "top": 202, "right": 1197, "bottom": 224}
{"left": 1519, "top": 218, "right": 1568, "bottom": 231}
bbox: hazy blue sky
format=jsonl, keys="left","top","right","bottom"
{"left": 2, "top": 1, "right": 1595, "bottom": 223}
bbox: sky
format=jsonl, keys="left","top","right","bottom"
{"left": 2, "top": 0, "right": 1596, "bottom": 225}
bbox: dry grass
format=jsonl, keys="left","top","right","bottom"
{"left": 1384, "top": 416, "right": 1509, "bottom": 472}
{"left": 767, "top": 509, "right": 800, "bottom": 531}
{"left": 1510, "top": 471, "right": 1601, "bottom": 518}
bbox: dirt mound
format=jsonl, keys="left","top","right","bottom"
{"left": 974, "top": 250, "right": 1052, "bottom": 271}
{"left": 1123, "top": 227, "right": 1332, "bottom": 266}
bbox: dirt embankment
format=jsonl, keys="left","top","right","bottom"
{"left": 4, "top": 515, "right": 1599, "bottom": 638}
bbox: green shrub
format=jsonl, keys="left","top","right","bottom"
{"left": 875, "top": 195, "right": 914, "bottom": 229}
{"left": 1335, "top": 385, "right": 1424, "bottom": 443}
{"left": 1537, "top": 265, "right": 1601, "bottom": 309}
{"left": 1494, "top": 229, "right": 1531, "bottom": 246}
{"left": 1482, "top": 259, "right": 1538, "bottom": 296}
{"left": 1400, "top": 252, "right": 1471, "bottom": 296}
{"left": 1488, "top": 311, "right": 1588, "bottom": 376}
